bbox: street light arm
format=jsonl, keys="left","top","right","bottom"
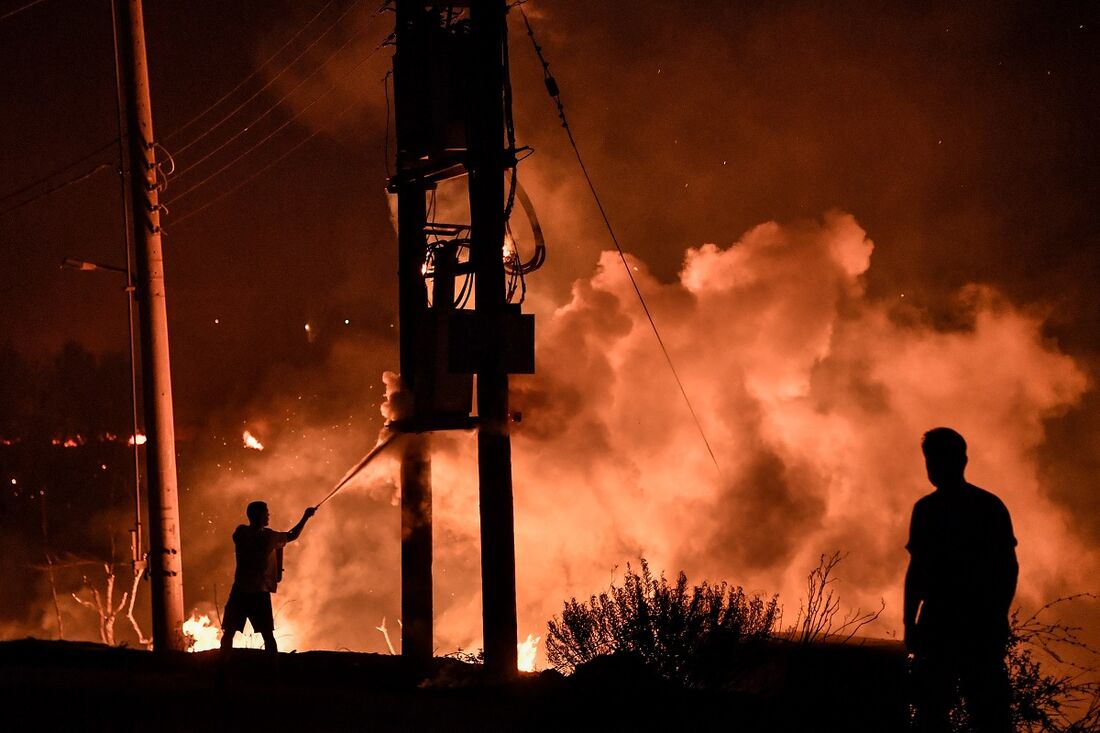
{"left": 61, "top": 257, "right": 129, "bottom": 275}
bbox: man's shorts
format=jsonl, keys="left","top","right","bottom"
{"left": 221, "top": 590, "right": 274, "bottom": 634}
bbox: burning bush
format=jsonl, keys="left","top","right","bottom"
{"left": 545, "top": 559, "right": 779, "bottom": 684}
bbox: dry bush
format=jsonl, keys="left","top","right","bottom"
{"left": 545, "top": 559, "right": 779, "bottom": 683}
{"left": 1006, "top": 594, "right": 1100, "bottom": 732}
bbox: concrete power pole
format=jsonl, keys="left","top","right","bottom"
{"left": 112, "top": 0, "right": 186, "bottom": 651}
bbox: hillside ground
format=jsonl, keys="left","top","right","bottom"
{"left": 0, "top": 637, "right": 908, "bottom": 731}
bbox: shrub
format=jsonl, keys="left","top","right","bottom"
{"left": 1006, "top": 595, "right": 1100, "bottom": 732}
{"left": 545, "top": 559, "right": 779, "bottom": 684}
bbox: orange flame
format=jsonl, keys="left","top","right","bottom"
{"left": 517, "top": 633, "right": 540, "bottom": 672}
{"left": 182, "top": 613, "right": 221, "bottom": 652}
{"left": 242, "top": 430, "right": 265, "bottom": 451}
{"left": 128, "top": 433, "right": 147, "bottom": 446}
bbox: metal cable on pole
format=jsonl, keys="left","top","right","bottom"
{"left": 0, "top": 0, "right": 49, "bottom": 23}
{"left": 0, "top": 162, "right": 112, "bottom": 218}
{"left": 171, "top": 0, "right": 363, "bottom": 156}
{"left": 518, "top": 8, "right": 722, "bottom": 475}
{"left": 0, "top": 138, "right": 115, "bottom": 206}
{"left": 171, "top": 22, "right": 371, "bottom": 182}
{"left": 166, "top": 30, "right": 388, "bottom": 207}
{"left": 110, "top": 0, "right": 145, "bottom": 571}
{"left": 163, "top": 0, "right": 339, "bottom": 143}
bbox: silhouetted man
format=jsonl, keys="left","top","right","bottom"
{"left": 905, "top": 428, "right": 1018, "bottom": 732}
{"left": 220, "top": 501, "right": 316, "bottom": 653}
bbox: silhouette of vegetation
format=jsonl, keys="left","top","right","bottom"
{"left": 545, "top": 559, "right": 779, "bottom": 683}
{"left": 1005, "top": 594, "right": 1100, "bottom": 732}
{"left": 790, "top": 551, "right": 885, "bottom": 644}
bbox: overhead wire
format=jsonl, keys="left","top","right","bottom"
{"left": 166, "top": 27, "right": 388, "bottom": 208}
{"left": 0, "top": 138, "right": 116, "bottom": 208}
{"left": 517, "top": 7, "right": 723, "bottom": 475}
{"left": 170, "top": 37, "right": 387, "bottom": 226}
{"left": 0, "top": 0, "right": 49, "bottom": 23}
{"left": 170, "top": 110, "right": 339, "bottom": 227}
{"left": 163, "top": 0, "right": 338, "bottom": 143}
{"left": 170, "top": 0, "right": 363, "bottom": 157}
{"left": 171, "top": 20, "right": 371, "bottom": 181}
{"left": 0, "top": 162, "right": 112, "bottom": 219}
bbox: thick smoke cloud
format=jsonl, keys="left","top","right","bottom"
{"left": 172, "top": 211, "right": 1094, "bottom": 665}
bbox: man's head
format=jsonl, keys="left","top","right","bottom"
{"left": 246, "top": 501, "right": 270, "bottom": 527}
{"left": 921, "top": 427, "right": 968, "bottom": 488}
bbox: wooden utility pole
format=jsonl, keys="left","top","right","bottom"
{"left": 395, "top": 171, "right": 433, "bottom": 663}
{"left": 393, "top": 1, "right": 436, "bottom": 666}
{"left": 113, "top": 0, "right": 186, "bottom": 651}
{"left": 468, "top": 0, "right": 518, "bottom": 676}
{"left": 390, "top": 0, "right": 531, "bottom": 675}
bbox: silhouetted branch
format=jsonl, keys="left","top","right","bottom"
{"left": 71, "top": 563, "right": 128, "bottom": 646}
{"left": 124, "top": 558, "right": 151, "bottom": 649}
{"left": 376, "top": 617, "right": 397, "bottom": 655}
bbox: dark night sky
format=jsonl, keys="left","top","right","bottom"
{"left": 2, "top": 1, "right": 1098, "bottom": 410}
{"left": 1, "top": 0, "right": 1099, "bottom": 652}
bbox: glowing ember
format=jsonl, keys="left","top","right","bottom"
{"left": 517, "top": 633, "right": 540, "bottom": 672}
{"left": 62, "top": 438, "right": 79, "bottom": 448}
{"left": 242, "top": 430, "right": 265, "bottom": 451}
{"left": 128, "top": 433, "right": 147, "bottom": 446}
{"left": 182, "top": 613, "right": 221, "bottom": 652}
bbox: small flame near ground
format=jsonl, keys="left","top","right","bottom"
{"left": 517, "top": 633, "right": 540, "bottom": 672}
{"left": 128, "top": 433, "right": 147, "bottom": 446}
{"left": 186, "top": 608, "right": 537, "bottom": 666}
{"left": 183, "top": 613, "right": 221, "bottom": 652}
{"left": 242, "top": 430, "right": 264, "bottom": 451}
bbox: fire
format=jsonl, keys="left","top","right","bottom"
{"left": 517, "top": 633, "right": 540, "bottom": 672}
{"left": 128, "top": 433, "right": 147, "bottom": 446}
{"left": 182, "top": 613, "right": 221, "bottom": 652}
{"left": 242, "top": 430, "right": 265, "bottom": 451}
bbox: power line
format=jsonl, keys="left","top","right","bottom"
{"left": 0, "top": 138, "right": 116, "bottom": 207}
{"left": 0, "top": 162, "right": 111, "bottom": 218}
{"left": 172, "top": 19, "right": 371, "bottom": 182}
{"left": 171, "top": 121, "right": 330, "bottom": 227}
{"left": 171, "top": 0, "right": 363, "bottom": 156}
{"left": 168, "top": 40, "right": 385, "bottom": 221}
{"left": 0, "top": 0, "right": 49, "bottom": 24}
{"left": 518, "top": 8, "right": 723, "bottom": 475}
{"left": 164, "top": 0, "right": 339, "bottom": 143}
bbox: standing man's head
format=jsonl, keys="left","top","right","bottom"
{"left": 246, "top": 501, "right": 270, "bottom": 527}
{"left": 921, "top": 427, "right": 968, "bottom": 488}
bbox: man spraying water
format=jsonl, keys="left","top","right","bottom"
{"left": 220, "top": 501, "right": 317, "bottom": 653}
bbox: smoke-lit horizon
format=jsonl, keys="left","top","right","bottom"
{"left": 198, "top": 209, "right": 1098, "bottom": 663}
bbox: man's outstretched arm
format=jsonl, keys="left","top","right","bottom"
{"left": 287, "top": 506, "right": 317, "bottom": 541}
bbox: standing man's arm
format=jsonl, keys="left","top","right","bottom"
{"left": 904, "top": 505, "right": 926, "bottom": 652}
{"left": 287, "top": 506, "right": 317, "bottom": 541}
{"left": 995, "top": 501, "right": 1019, "bottom": 619}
